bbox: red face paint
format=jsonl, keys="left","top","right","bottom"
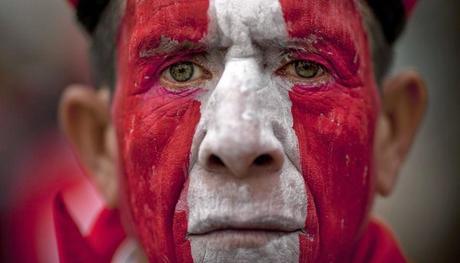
{"left": 279, "top": 1, "right": 380, "bottom": 261}
{"left": 114, "top": 0, "right": 380, "bottom": 262}
{"left": 113, "top": 0, "right": 209, "bottom": 261}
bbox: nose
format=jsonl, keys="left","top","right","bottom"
{"left": 197, "top": 59, "right": 284, "bottom": 178}
{"left": 199, "top": 130, "right": 285, "bottom": 177}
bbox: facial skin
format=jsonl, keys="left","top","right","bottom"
{"left": 60, "top": 0, "right": 428, "bottom": 262}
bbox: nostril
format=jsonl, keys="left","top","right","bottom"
{"left": 208, "top": 154, "right": 226, "bottom": 168}
{"left": 253, "top": 154, "right": 274, "bottom": 166}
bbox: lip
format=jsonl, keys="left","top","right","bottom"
{"left": 188, "top": 214, "right": 304, "bottom": 233}
{"left": 187, "top": 215, "right": 304, "bottom": 249}
{"left": 188, "top": 229, "right": 302, "bottom": 249}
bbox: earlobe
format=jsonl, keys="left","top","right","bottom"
{"left": 375, "top": 70, "right": 428, "bottom": 196}
{"left": 59, "top": 85, "right": 119, "bottom": 207}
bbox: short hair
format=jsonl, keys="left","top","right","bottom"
{"left": 87, "top": 0, "right": 123, "bottom": 90}
{"left": 88, "top": 0, "right": 393, "bottom": 90}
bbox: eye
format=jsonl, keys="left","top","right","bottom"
{"left": 169, "top": 62, "right": 194, "bottom": 82}
{"left": 278, "top": 60, "right": 328, "bottom": 82}
{"left": 294, "top": 61, "right": 323, "bottom": 78}
{"left": 161, "top": 61, "right": 210, "bottom": 86}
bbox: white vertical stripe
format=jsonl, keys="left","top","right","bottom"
{"left": 186, "top": 0, "right": 307, "bottom": 262}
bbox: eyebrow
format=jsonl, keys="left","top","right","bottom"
{"left": 135, "top": 25, "right": 360, "bottom": 74}
{"left": 137, "top": 36, "right": 208, "bottom": 60}
{"left": 268, "top": 29, "right": 359, "bottom": 61}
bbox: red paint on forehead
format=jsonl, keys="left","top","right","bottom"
{"left": 124, "top": 0, "right": 209, "bottom": 62}
{"left": 279, "top": 0, "right": 360, "bottom": 39}
{"left": 279, "top": 0, "right": 368, "bottom": 85}
{"left": 280, "top": 0, "right": 380, "bottom": 261}
{"left": 115, "top": 0, "right": 209, "bottom": 261}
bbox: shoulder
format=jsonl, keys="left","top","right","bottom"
{"left": 351, "top": 217, "right": 408, "bottom": 263}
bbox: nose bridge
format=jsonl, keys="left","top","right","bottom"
{"left": 198, "top": 57, "right": 284, "bottom": 177}
{"left": 212, "top": 57, "right": 265, "bottom": 137}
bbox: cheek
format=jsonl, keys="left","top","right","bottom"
{"left": 113, "top": 85, "right": 201, "bottom": 260}
{"left": 290, "top": 85, "right": 379, "bottom": 261}
{"left": 114, "top": 0, "right": 210, "bottom": 258}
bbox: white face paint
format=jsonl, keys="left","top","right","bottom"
{"left": 186, "top": 0, "right": 307, "bottom": 261}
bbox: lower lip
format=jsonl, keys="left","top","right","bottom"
{"left": 188, "top": 229, "right": 300, "bottom": 249}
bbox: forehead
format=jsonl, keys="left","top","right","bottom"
{"left": 279, "top": 0, "right": 362, "bottom": 38}
{"left": 123, "top": 0, "right": 209, "bottom": 51}
{"left": 123, "top": 0, "right": 367, "bottom": 57}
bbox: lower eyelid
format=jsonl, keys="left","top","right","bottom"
{"left": 282, "top": 69, "right": 333, "bottom": 86}
{"left": 161, "top": 69, "right": 212, "bottom": 89}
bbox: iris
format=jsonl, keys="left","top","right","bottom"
{"left": 294, "top": 61, "right": 321, "bottom": 79}
{"left": 169, "top": 62, "right": 195, "bottom": 82}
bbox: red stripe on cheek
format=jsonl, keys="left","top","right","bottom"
{"left": 115, "top": 1, "right": 209, "bottom": 261}
{"left": 113, "top": 87, "right": 201, "bottom": 261}
{"left": 289, "top": 85, "right": 378, "bottom": 262}
{"left": 280, "top": 1, "right": 379, "bottom": 261}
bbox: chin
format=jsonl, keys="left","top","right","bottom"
{"left": 189, "top": 231, "right": 301, "bottom": 262}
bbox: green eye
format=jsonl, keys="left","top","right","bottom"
{"left": 160, "top": 60, "right": 210, "bottom": 88}
{"left": 169, "top": 62, "right": 195, "bottom": 82}
{"left": 294, "top": 61, "right": 322, "bottom": 78}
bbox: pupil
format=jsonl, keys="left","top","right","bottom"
{"left": 170, "top": 62, "right": 194, "bottom": 82}
{"left": 295, "top": 61, "right": 319, "bottom": 78}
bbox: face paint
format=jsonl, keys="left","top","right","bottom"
{"left": 279, "top": 0, "right": 380, "bottom": 261}
{"left": 113, "top": 0, "right": 209, "bottom": 261}
{"left": 186, "top": 0, "right": 306, "bottom": 261}
{"left": 114, "top": 0, "right": 379, "bottom": 262}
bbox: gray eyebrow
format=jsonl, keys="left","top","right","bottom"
{"left": 138, "top": 36, "right": 207, "bottom": 59}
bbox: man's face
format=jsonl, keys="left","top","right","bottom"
{"left": 113, "top": 0, "right": 379, "bottom": 261}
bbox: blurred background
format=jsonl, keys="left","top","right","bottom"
{"left": 0, "top": 0, "right": 459, "bottom": 262}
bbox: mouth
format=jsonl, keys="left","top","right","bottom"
{"left": 188, "top": 228, "right": 303, "bottom": 249}
{"left": 187, "top": 218, "right": 304, "bottom": 249}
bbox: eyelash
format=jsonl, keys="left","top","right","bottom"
{"left": 278, "top": 52, "right": 363, "bottom": 88}
{"left": 276, "top": 59, "right": 329, "bottom": 73}
{"left": 154, "top": 52, "right": 333, "bottom": 91}
{"left": 159, "top": 60, "right": 211, "bottom": 86}
{"left": 272, "top": 51, "right": 332, "bottom": 86}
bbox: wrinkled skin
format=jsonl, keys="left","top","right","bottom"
{"left": 113, "top": 0, "right": 379, "bottom": 262}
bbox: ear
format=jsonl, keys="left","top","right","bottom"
{"left": 374, "top": 70, "right": 428, "bottom": 196}
{"left": 59, "top": 85, "right": 119, "bottom": 207}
